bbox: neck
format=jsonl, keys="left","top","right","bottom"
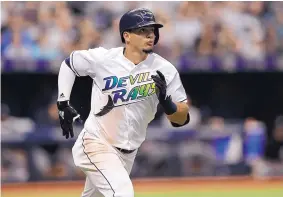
{"left": 123, "top": 46, "right": 148, "bottom": 65}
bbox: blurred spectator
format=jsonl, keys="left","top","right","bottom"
{"left": 174, "top": 2, "right": 204, "bottom": 53}
{"left": 94, "top": 5, "right": 115, "bottom": 31}
{"left": 267, "top": 116, "right": 283, "bottom": 161}
{"left": 219, "top": 2, "right": 266, "bottom": 62}
{"left": 101, "top": 18, "right": 120, "bottom": 48}
{"left": 1, "top": 103, "right": 35, "bottom": 134}
{"left": 1, "top": 11, "right": 35, "bottom": 58}
{"left": 1, "top": 149, "right": 29, "bottom": 182}
{"left": 31, "top": 96, "right": 62, "bottom": 179}
{"left": 1, "top": 1, "right": 283, "bottom": 71}
{"left": 1, "top": 2, "right": 9, "bottom": 32}
{"left": 44, "top": 5, "right": 77, "bottom": 57}
{"left": 262, "top": 115, "right": 283, "bottom": 176}
{"left": 67, "top": 1, "right": 87, "bottom": 16}
{"left": 23, "top": 2, "right": 40, "bottom": 42}
{"left": 37, "top": 3, "right": 56, "bottom": 30}
{"left": 1, "top": 103, "right": 34, "bottom": 182}
{"left": 31, "top": 95, "right": 81, "bottom": 180}
{"left": 3, "top": 31, "right": 36, "bottom": 60}
{"left": 33, "top": 32, "right": 61, "bottom": 61}
{"left": 248, "top": 1, "right": 270, "bottom": 20}
{"left": 31, "top": 146, "right": 79, "bottom": 179}
{"left": 178, "top": 115, "right": 221, "bottom": 176}
{"left": 76, "top": 17, "right": 101, "bottom": 50}
{"left": 243, "top": 118, "right": 266, "bottom": 164}
{"left": 208, "top": 116, "right": 225, "bottom": 131}
{"left": 33, "top": 97, "right": 59, "bottom": 126}
{"left": 248, "top": 116, "right": 283, "bottom": 178}
{"left": 133, "top": 140, "right": 182, "bottom": 177}
{"left": 153, "top": 9, "right": 178, "bottom": 64}
{"left": 268, "top": 2, "right": 283, "bottom": 53}
{"left": 240, "top": 118, "right": 266, "bottom": 177}
{"left": 178, "top": 140, "right": 216, "bottom": 176}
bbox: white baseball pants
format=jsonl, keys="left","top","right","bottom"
{"left": 72, "top": 129, "right": 137, "bottom": 197}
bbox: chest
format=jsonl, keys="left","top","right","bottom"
{"left": 93, "top": 60, "right": 157, "bottom": 106}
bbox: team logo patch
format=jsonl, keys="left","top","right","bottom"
{"left": 102, "top": 72, "right": 155, "bottom": 105}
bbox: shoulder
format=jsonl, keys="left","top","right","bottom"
{"left": 151, "top": 53, "right": 179, "bottom": 83}
{"left": 75, "top": 47, "right": 122, "bottom": 62}
{"left": 151, "top": 53, "right": 178, "bottom": 72}
{"left": 72, "top": 47, "right": 108, "bottom": 61}
{"left": 102, "top": 47, "right": 123, "bottom": 59}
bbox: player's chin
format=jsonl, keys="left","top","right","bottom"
{"left": 142, "top": 46, "right": 154, "bottom": 54}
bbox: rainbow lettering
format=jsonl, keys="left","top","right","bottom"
{"left": 102, "top": 72, "right": 155, "bottom": 104}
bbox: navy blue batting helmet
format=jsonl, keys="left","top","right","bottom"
{"left": 119, "top": 8, "right": 163, "bottom": 45}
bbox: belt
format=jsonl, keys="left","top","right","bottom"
{"left": 115, "top": 147, "right": 136, "bottom": 154}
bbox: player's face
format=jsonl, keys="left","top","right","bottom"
{"left": 126, "top": 26, "right": 156, "bottom": 52}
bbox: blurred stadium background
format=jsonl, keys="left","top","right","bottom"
{"left": 1, "top": 1, "right": 283, "bottom": 197}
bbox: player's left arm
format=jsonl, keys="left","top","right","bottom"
{"left": 152, "top": 70, "right": 190, "bottom": 127}
{"left": 166, "top": 101, "right": 189, "bottom": 126}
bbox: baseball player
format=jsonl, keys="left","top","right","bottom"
{"left": 57, "top": 8, "right": 190, "bottom": 197}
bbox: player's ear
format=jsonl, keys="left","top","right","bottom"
{"left": 123, "top": 32, "right": 130, "bottom": 44}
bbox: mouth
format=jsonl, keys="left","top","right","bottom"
{"left": 146, "top": 41, "right": 154, "bottom": 46}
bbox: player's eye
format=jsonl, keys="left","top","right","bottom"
{"left": 139, "top": 28, "right": 145, "bottom": 33}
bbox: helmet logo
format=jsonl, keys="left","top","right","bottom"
{"left": 140, "top": 10, "right": 154, "bottom": 20}
{"left": 133, "top": 10, "right": 154, "bottom": 25}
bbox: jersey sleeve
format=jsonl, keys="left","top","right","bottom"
{"left": 67, "top": 50, "right": 91, "bottom": 77}
{"left": 68, "top": 47, "right": 107, "bottom": 77}
{"left": 166, "top": 71, "right": 187, "bottom": 103}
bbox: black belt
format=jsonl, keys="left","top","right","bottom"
{"left": 115, "top": 147, "right": 136, "bottom": 154}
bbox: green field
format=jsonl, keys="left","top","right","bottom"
{"left": 138, "top": 189, "right": 283, "bottom": 197}
{"left": 2, "top": 177, "right": 283, "bottom": 197}
{"left": 3, "top": 189, "right": 283, "bottom": 197}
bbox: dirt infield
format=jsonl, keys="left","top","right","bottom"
{"left": 2, "top": 176, "right": 283, "bottom": 193}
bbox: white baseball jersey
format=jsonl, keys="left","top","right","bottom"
{"left": 69, "top": 47, "right": 187, "bottom": 150}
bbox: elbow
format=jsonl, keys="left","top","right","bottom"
{"left": 170, "top": 113, "right": 190, "bottom": 127}
{"left": 176, "top": 115, "right": 187, "bottom": 125}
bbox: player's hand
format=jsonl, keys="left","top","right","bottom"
{"left": 151, "top": 70, "right": 167, "bottom": 102}
{"left": 151, "top": 70, "right": 177, "bottom": 115}
{"left": 57, "top": 101, "right": 82, "bottom": 139}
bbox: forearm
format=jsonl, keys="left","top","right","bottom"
{"left": 166, "top": 102, "right": 189, "bottom": 125}
{"left": 57, "top": 61, "right": 76, "bottom": 101}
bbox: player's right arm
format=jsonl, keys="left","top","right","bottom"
{"left": 57, "top": 50, "right": 93, "bottom": 139}
{"left": 58, "top": 50, "right": 93, "bottom": 101}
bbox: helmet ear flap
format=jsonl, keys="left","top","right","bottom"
{"left": 154, "top": 27, "right": 159, "bottom": 45}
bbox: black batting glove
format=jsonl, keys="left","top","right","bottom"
{"left": 151, "top": 70, "right": 177, "bottom": 115}
{"left": 151, "top": 70, "right": 167, "bottom": 101}
{"left": 57, "top": 101, "right": 82, "bottom": 139}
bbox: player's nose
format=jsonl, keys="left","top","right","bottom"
{"left": 146, "top": 31, "right": 155, "bottom": 39}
